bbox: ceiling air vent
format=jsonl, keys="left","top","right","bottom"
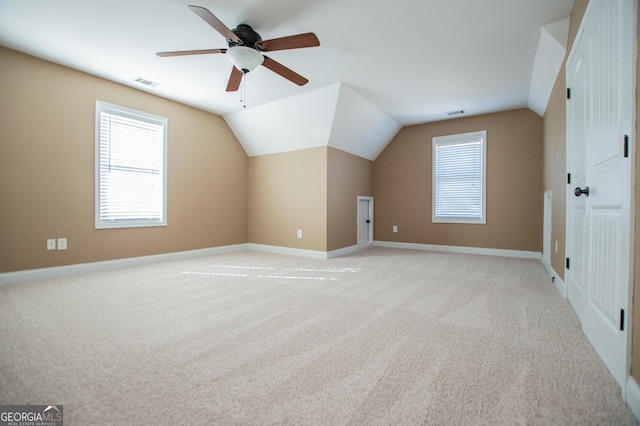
{"left": 447, "top": 110, "right": 464, "bottom": 117}
{"left": 134, "top": 76, "right": 160, "bottom": 88}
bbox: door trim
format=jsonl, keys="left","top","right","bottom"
{"left": 543, "top": 190, "right": 552, "bottom": 269}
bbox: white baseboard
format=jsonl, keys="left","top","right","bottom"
{"left": 0, "top": 241, "right": 544, "bottom": 286}
{"left": 246, "top": 243, "right": 369, "bottom": 259}
{"left": 373, "top": 240, "right": 542, "bottom": 260}
{"left": 246, "top": 243, "right": 329, "bottom": 259}
{"left": 328, "top": 244, "right": 366, "bottom": 258}
{"left": 0, "top": 244, "right": 249, "bottom": 286}
{"left": 626, "top": 376, "right": 640, "bottom": 422}
{"left": 542, "top": 260, "right": 566, "bottom": 298}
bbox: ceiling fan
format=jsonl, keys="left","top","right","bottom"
{"left": 156, "top": 5, "right": 320, "bottom": 92}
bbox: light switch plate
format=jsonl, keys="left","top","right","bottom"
{"left": 57, "top": 238, "right": 67, "bottom": 250}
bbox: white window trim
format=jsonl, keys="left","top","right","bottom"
{"left": 432, "top": 130, "right": 487, "bottom": 224}
{"left": 95, "top": 101, "right": 168, "bottom": 229}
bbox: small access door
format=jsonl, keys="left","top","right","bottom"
{"left": 357, "top": 196, "right": 374, "bottom": 246}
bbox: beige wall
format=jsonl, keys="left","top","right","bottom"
{"left": 542, "top": 70, "right": 568, "bottom": 277}
{"left": 0, "top": 47, "right": 248, "bottom": 272}
{"left": 0, "top": 46, "right": 377, "bottom": 268}
{"left": 248, "top": 146, "right": 372, "bottom": 253}
{"left": 373, "top": 108, "right": 543, "bottom": 252}
{"left": 542, "top": 0, "right": 589, "bottom": 280}
{"left": 327, "top": 147, "right": 373, "bottom": 251}
{"left": 248, "top": 147, "right": 328, "bottom": 251}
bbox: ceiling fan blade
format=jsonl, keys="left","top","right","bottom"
{"left": 156, "top": 48, "right": 227, "bottom": 57}
{"left": 261, "top": 56, "right": 308, "bottom": 86}
{"left": 226, "top": 67, "right": 243, "bottom": 92}
{"left": 188, "top": 5, "right": 242, "bottom": 45}
{"left": 259, "top": 33, "right": 320, "bottom": 52}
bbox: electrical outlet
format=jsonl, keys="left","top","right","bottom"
{"left": 297, "top": 229, "right": 303, "bottom": 239}
{"left": 47, "top": 239, "right": 56, "bottom": 251}
{"left": 57, "top": 238, "right": 67, "bottom": 250}
{"left": 393, "top": 225, "right": 398, "bottom": 233}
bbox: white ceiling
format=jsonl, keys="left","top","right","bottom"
{"left": 0, "top": 0, "right": 574, "bottom": 157}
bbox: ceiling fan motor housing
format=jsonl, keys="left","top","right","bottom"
{"left": 230, "top": 24, "right": 263, "bottom": 49}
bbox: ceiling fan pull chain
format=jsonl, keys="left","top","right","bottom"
{"left": 241, "top": 71, "right": 247, "bottom": 108}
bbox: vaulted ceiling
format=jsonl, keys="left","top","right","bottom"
{"left": 0, "top": 0, "right": 574, "bottom": 159}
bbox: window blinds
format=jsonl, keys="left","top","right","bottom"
{"left": 433, "top": 132, "right": 485, "bottom": 222}
{"left": 96, "top": 102, "right": 167, "bottom": 228}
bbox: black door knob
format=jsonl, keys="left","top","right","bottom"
{"left": 574, "top": 186, "right": 590, "bottom": 197}
{"left": 366, "top": 220, "right": 370, "bottom": 223}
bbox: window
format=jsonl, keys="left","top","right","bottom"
{"left": 95, "top": 101, "right": 167, "bottom": 229}
{"left": 432, "top": 130, "right": 486, "bottom": 224}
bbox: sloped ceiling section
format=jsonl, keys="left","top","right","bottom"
{"left": 328, "top": 84, "right": 402, "bottom": 160}
{"left": 224, "top": 82, "right": 401, "bottom": 160}
{"left": 528, "top": 19, "right": 570, "bottom": 116}
{"left": 224, "top": 84, "right": 340, "bottom": 157}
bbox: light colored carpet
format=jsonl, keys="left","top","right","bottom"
{"left": 0, "top": 247, "right": 636, "bottom": 425}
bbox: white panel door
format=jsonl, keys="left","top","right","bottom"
{"left": 565, "top": 0, "right": 635, "bottom": 390}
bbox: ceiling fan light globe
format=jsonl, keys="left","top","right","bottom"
{"left": 227, "top": 46, "right": 264, "bottom": 73}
